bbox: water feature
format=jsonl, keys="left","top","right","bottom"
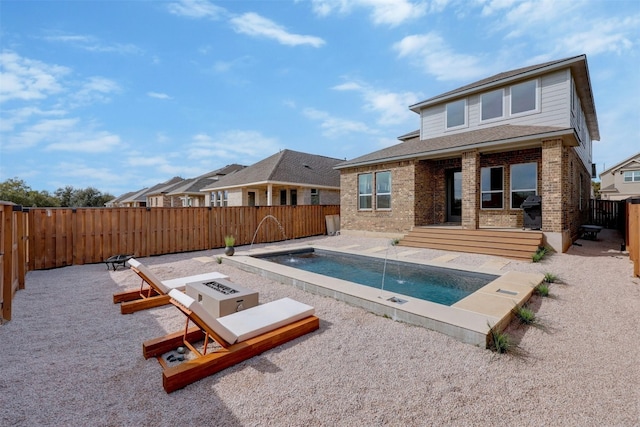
{"left": 380, "top": 239, "right": 404, "bottom": 295}
{"left": 256, "top": 248, "right": 498, "bottom": 306}
{"left": 249, "top": 215, "right": 288, "bottom": 251}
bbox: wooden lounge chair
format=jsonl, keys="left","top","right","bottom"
{"left": 143, "top": 289, "right": 320, "bottom": 393}
{"left": 113, "top": 258, "right": 228, "bottom": 314}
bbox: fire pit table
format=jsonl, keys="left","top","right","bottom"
{"left": 104, "top": 254, "right": 134, "bottom": 271}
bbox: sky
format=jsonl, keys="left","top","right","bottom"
{"left": 1, "top": 0, "right": 639, "bottom": 197}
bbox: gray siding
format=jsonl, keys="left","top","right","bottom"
{"left": 420, "top": 69, "right": 572, "bottom": 139}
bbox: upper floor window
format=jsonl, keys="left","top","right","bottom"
{"left": 481, "top": 89, "right": 504, "bottom": 121}
{"left": 446, "top": 99, "right": 467, "bottom": 129}
{"left": 358, "top": 173, "right": 372, "bottom": 210}
{"left": 624, "top": 171, "right": 640, "bottom": 182}
{"left": 376, "top": 171, "right": 391, "bottom": 210}
{"left": 511, "top": 162, "right": 537, "bottom": 209}
{"left": 481, "top": 166, "right": 503, "bottom": 209}
{"left": 510, "top": 80, "right": 538, "bottom": 115}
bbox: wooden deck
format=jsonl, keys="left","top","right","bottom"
{"left": 398, "top": 227, "right": 544, "bottom": 260}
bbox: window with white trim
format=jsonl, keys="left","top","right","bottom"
{"left": 511, "top": 162, "right": 537, "bottom": 209}
{"left": 481, "top": 167, "right": 503, "bottom": 209}
{"left": 358, "top": 173, "right": 372, "bottom": 210}
{"left": 311, "top": 189, "right": 319, "bottom": 205}
{"left": 510, "top": 80, "right": 537, "bottom": 115}
{"left": 376, "top": 171, "right": 391, "bottom": 209}
{"left": 624, "top": 171, "right": 640, "bottom": 182}
{"left": 446, "top": 99, "right": 467, "bottom": 129}
{"left": 481, "top": 89, "right": 504, "bottom": 121}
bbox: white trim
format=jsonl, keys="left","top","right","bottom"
{"left": 445, "top": 99, "right": 468, "bottom": 131}
{"left": 480, "top": 88, "right": 505, "bottom": 123}
{"left": 509, "top": 79, "right": 540, "bottom": 117}
{"left": 480, "top": 166, "right": 504, "bottom": 210}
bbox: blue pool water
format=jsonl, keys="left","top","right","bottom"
{"left": 256, "top": 249, "right": 498, "bottom": 306}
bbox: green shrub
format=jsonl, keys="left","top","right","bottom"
{"left": 535, "top": 283, "right": 550, "bottom": 297}
{"left": 215, "top": 256, "right": 223, "bottom": 264}
{"left": 514, "top": 305, "right": 536, "bottom": 325}
{"left": 531, "top": 246, "right": 548, "bottom": 262}
{"left": 543, "top": 272, "right": 557, "bottom": 283}
{"left": 224, "top": 235, "right": 235, "bottom": 247}
{"left": 488, "top": 322, "right": 512, "bottom": 354}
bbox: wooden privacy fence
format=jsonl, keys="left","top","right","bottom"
{"left": 1, "top": 203, "right": 28, "bottom": 321}
{"left": 626, "top": 200, "right": 640, "bottom": 278}
{"left": 28, "top": 205, "right": 339, "bottom": 270}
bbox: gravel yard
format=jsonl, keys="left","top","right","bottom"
{"left": 1, "top": 229, "right": 638, "bottom": 426}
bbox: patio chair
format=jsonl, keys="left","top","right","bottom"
{"left": 112, "top": 258, "right": 228, "bottom": 314}
{"left": 143, "top": 289, "right": 319, "bottom": 393}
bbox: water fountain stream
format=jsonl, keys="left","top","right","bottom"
{"left": 249, "top": 215, "right": 288, "bottom": 251}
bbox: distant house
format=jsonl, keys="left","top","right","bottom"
{"left": 200, "top": 149, "right": 342, "bottom": 207}
{"left": 599, "top": 152, "right": 640, "bottom": 200}
{"left": 114, "top": 187, "right": 150, "bottom": 207}
{"left": 144, "top": 176, "right": 186, "bottom": 207}
{"left": 335, "top": 55, "right": 598, "bottom": 252}
{"left": 166, "top": 164, "right": 245, "bottom": 207}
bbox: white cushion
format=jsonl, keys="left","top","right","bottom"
{"left": 169, "top": 290, "right": 315, "bottom": 345}
{"left": 218, "top": 297, "right": 315, "bottom": 343}
{"left": 169, "top": 289, "right": 238, "bottom": 344}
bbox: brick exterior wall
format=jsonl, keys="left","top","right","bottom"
{"left": 478, "top": 148, "right": 542, "bottom": 228}
{"left": 340, "top": 160, "right": 417, "bottom": 233}
{"left": 340, "top": 144, "right": 589, "bottom": 237}
{"left": 461, "top": 150, "right": 480, "bottom": 229}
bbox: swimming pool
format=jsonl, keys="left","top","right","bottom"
{"left": 256, "top": 249, "right": 498, "bottom": 306}
{"left": 224, "top": 243, "right": 544, "bottom": 346}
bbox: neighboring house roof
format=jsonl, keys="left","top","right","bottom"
{"left": 336, "top": 125, "right": 575, "bottom": 169}
{"left": 144, "top": 176, "right": 185, "bottom": 197}
{"left": 599, "top": 183, "right": 618, "bottom": 194}
{"left": 119, "top": 187, "right": 149, "bottom": 204}
{"left": 168, "top": 164, "right": 246, "bottom": 196}
{"left": 202, "top": 149, "right": 342, "bottom": 191}
{"left": 599, "top": 152, "right": 640, "bottom": 178}
{"left": 409, "top": 54, "right": 599, "bottom": 140}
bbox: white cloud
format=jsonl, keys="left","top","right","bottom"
{"left": 69, "top": 76, "right": 121, "bottom": 106}
{"left": 230, "top": 12, "right": 325, "bottom": 47}
{"left": 302, "top": 107, "right": 376, "bottom": 138}
{"left": 43, "top": 33, "right": 142, "bottom": 54}
{"left": 311, "top": 0, "right": 427, "bottom": 26}
{"left": 187, "top": 130, "right": 281, "bottom": 161}
{"left": 46, "top": 131, "right": 121, "bottom": 153}
{"left": 333, "top": 80, "right": 420, "bottom": 126}
{"left": 0, "top": 50, "right": 69, "bottom": 103}
{"left": 147, "top": 92, "right": 172, "bottom": 100}
{"left": 167, "top": 0, "right": 227, "bottom": 19}
{"left": 393, "top": 32, "right": 489, "bottom": 81}
{"left": 552, "top": 16, "right": 639, "bottom": 57}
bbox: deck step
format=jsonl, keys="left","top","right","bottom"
{"left": 397, "top": 228, "right": 543, "bottom": 261}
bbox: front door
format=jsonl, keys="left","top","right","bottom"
{"left": 446, "top": 170, "right": 462, "bottom": 223}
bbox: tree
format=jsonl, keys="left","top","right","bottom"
{"left": 55, "top": 186, "right": 75, "bottom": 207}
{"left": 591, "top": 181, "right": 601, "bottom": 199}
{"left": 0, "top": 178, "right": 59, "bottom": 207}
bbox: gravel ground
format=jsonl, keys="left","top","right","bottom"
{"left": 1, "top": 229, "right": 638, "bottom": 426}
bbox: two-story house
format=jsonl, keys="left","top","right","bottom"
{"left": 335, "top": 55, "right": 598, "bottom": 254}
{"left": 599, "top": 152, "right": 640, "bottom": 201}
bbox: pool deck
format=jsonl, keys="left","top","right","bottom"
{"left": 224, "top": 243, "right": 544, "bottom": 347}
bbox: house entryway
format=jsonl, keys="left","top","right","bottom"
{"left": 446, "top": 169, "right": 462, "bottom": 223}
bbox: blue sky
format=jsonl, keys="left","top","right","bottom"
{"left": 1, "top": 0, "right": 639, "bottom": 196}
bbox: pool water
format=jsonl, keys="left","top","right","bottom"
{"left": 257, "top": 249, "right": 498, "bottom": 306}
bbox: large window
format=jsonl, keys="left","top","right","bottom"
{"left": 510, "top": 80, "right": 537, "bottom": 115}
{"left": 358, "top": 173, "right": 372, "bottom": 210}
{"left": 624, "top": 171, "right": 640, "bottom": 182}
{"left": 481, "top": 167, "right": 503, "bottom": 209}
{"left": 481, "top": 89, "right": 504, "bottom": 121}
{"left": 511, "top": 163, "right": 537, "bottom": 208}
{"left": 446, "top": 99, "right": 466, "bottom": 129}
{"left": 376, "top": 171, "right": 391, "bottom": 209}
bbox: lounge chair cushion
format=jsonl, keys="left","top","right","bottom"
{"left": 128, "top": 258, "right": 227, "bottom": 294}
{"left": 168, "top": 290, "right": 315, "bottom": 345}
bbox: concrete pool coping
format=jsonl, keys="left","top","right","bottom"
{"left": 224, "top": 244, "right": 545, "bottom": 347}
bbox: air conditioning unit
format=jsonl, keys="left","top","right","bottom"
{"left": 185, "top": 278, "right": 259, "bottom": 318}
